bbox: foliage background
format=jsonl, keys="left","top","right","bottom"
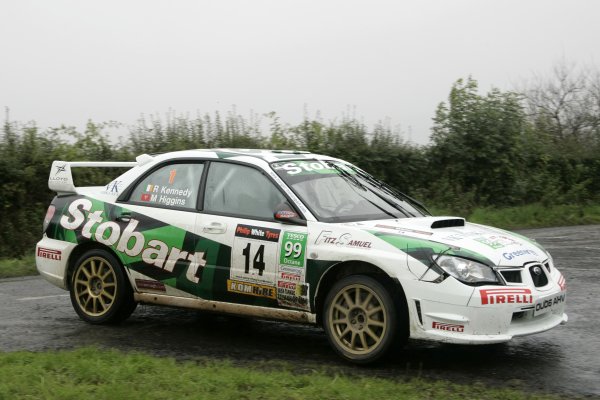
{"left": 2, "top": 65, "right": 599, "bottom": 257}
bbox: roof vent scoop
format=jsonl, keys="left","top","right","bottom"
{"left": 430, "top": 218, "right": 465, "bottom": 229}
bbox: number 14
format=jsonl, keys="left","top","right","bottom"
{"left": 242, "top": 243, "right": 266, "bottom": 276}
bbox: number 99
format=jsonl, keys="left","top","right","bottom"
{"left": 284, "top": 241, "right": 302, "bottom": 258}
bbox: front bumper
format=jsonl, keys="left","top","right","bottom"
{"left": 405, "top": 269, "right": 568, "bottom": 344}
{"left": 411, "top": 298, "right": 567, "bottom": 344}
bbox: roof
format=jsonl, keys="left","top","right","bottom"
{"left": 150, "top": 148, "right": 332, "bottom": 163}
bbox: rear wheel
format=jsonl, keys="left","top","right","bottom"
{"left": 69, "top": 249, "right": 137, "bottom": 324}
{"left": 323, "top": 275, "right": 398, "bottom": 364}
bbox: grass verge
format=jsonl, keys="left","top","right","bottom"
{"left": 432, "top": 203, "right": 600, "bottom": 230}
{"left": 0, "top": 347, "right": 557, "bottom": 400}
{"left": 0, "top": 254, "right": 36, "bottom": 279}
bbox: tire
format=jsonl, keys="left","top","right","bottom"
{"left": 69, "top": 249, "right": 137, "bottom": 324}
{"left": 323, "top": 275, "right": 398, "bottom": 364}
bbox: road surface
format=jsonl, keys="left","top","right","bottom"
{"left": 1, "top": 225, "right": 598, "bottom": 397}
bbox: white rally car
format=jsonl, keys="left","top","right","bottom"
{"left": 36, "top": 149, "right": 567, "bottom": 363}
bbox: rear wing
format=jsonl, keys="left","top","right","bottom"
{"left": 49, "top": 155, "right": 154, "bottom": 193}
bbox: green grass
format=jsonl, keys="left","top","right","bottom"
{"left": 0, "top": 347, "right": 558, "bottom": 400}
{"left": 0, "top": 254, "right": 37, "bottom": 278}
{"left": 467, "top": 203, "right": 600, "bottom": 230}
{"left": 431, "top": 203, "right": 600, "bottom": 230}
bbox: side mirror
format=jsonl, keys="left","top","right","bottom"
{"left": 274, "top": 210, "right": 307, "bottom": 226}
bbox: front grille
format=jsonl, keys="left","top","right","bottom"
{"left": 529, "top": 264, "right": 549, "bottom": 287}
{"left": 500, "top": 270, "right": 522, "bottom": 283}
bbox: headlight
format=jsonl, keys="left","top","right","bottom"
{"left": 435, "top": 255, "right": 498, "bottom": 284}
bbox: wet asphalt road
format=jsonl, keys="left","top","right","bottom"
{"left": 1, "top": 225, "right": 599, "bottom": 397}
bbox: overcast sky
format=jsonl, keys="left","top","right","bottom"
{"left": 1, "top": 0, "right": 599, "bottom": 144}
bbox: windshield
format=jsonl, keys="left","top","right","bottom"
{"left": 271, "top": 159, "right": 429, "bottom": 223}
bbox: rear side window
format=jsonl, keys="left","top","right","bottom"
{"left": 129, "top": 163, "right": 204, "bottom": 210}
{"left": 203, "top": 162, "right": 286, "bottom": 219}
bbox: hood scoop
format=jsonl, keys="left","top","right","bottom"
{"left": 430, "top": 218, "right": 465, "bottom": 229}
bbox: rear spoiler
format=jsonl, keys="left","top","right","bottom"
{"left": 48, "top": 154, "right": 154, "bottom": 193}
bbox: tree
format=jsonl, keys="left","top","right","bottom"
{"left": 429, "top": 77, "right": 527, "bottom": 209}
{"left": 524, "top": 61, "right": 600, "bottom": 155}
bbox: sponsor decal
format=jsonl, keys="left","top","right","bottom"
{"left": 534, "top": 293, "right": 566, "bottom": 316}
{"left": 374, "top": 224, "right": 433, "bottom": 236}
{"left": 280, "top": 271, "right": 301, "bottom": 281}
{"left": 55, "top": 164, "right": 66, "bottom": 175}
{"left": 60, "top": 198, "right": 207, "bottom": 283}
{"left": 441, "top": 231, "right": 487, "bottom": 241}
{"left": 432, "top": 321, "right": 464, "bottom": 332}
{"left": 37, "top": 247, "right": 62, "bottom": 261}
{"left": 104, "top": 180, "right": 122, "bottom": 194}
{"left": 558, "top": 274, "right": 566, "bottom": 291}
{"left": 135, "top": 279, "right": 166, "bottom": 292}
{"left": 502, "top": 249, "right": 538, "bottom": 261}
{"left": 235, "top": 224, "right": 280, "bottom": 242}
{"left": 227, "top": 279, "right": 276, "bottom": 299}
{"left": 230, "top": 224, "right": 281, "bottom": 286}
{"left": 315, "top": 231, "right": 372, "bottom": 249}
{"left": 474, "top": 235, "right": 521, "bottom": 249}
{"left": 276, "top": 230, "right": 309, "bottom": 310}
{"left": 279, "top": 231, "right": 307, "bottom": 267}
{"left": 275, "top": 210, "right": 299, "bottom": 219}
{"left": 380, "top": 225, "right": 432, "bottom": 236}
{"left": 479, "top": 288, "right": 532, "bottom": 305}
{"left": 278, "top": 265, "right": 305, "bottom": 275}
{"left": 276, "top": 281, "right": 310, "bottom": 309}
{"left": 272, "top": 160, "right": 351, "bottom": 176}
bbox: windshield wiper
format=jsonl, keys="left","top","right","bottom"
{"left": 351, "top": 168, "right": 430, "bottom": 216}
{"left": 326, "top": 162, "right": 367, "bottom": 191}
{"left": 328, "top": 161, "right": 412, "bottom": 218}
{"left": 326, "top": 161, "right": 404, "bottom": 219}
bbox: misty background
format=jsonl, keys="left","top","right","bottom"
{"left": 1, "top": 0, "right": 600, "bottom": 258}
{"left": 1, "top": 0, "right": 599, "bottom": 143}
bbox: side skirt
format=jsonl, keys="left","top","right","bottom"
{"left": 134, "top": 293, "right": 317, "bottom": 324}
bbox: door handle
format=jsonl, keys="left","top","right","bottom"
{"left": 116, "top": 212, "right": 132, "bottom": 223}
{"left": 202, "top": 221, "right": 227, "bottom": 234}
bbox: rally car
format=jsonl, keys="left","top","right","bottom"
{"left": 36, "top": 149, "right": 568, "bottom": 363}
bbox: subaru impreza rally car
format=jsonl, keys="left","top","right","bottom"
{"left": 37, "top": 149, "right": 567, "bottom": 363}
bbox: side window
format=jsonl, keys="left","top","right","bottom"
{"left": 129, "top": 163, "right": 204, "bottom": 210}
{"left": 204, "top": 163, "right": 287, "bottom": 219}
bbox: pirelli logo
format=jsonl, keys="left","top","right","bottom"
{"left": 480, "top": 288, "right": 532, "bottom": 305}
{"left": 432, "top": 321, "right": 464, "bottom": 332}
{"left": 37, "top": 247, "right": 62, "bottom": 261}
{"left": 227, "top": 279, "right": 276, "bottom": 300}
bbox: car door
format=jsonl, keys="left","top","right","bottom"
{"left": 116, "top": 161, "right": 205, "bottom": 296}
{"left": 197, "top": 161, "right": 311, "bottom": 311}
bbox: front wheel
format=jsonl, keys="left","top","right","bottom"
{"left": 323, "top": 275, "right": 398, "bottom": 364}
{"left": 69, "top": 249, "right": 137, "bottom": 324}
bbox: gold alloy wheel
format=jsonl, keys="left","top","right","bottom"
{"left": 328, "top": 283, "right": 387, "bottom": 355}
{"left": 73, "top": 256, "right": 118, "bottom": 317}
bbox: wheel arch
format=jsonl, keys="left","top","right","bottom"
{"left": 66, "top": 242, "right": 130, "bottom": 290}
{"left": 314, "top": 260, "right": 409, "bottom": 339}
